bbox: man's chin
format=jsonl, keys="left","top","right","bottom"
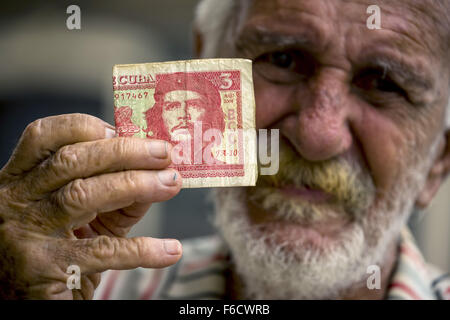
{"left": 252, "top": 218, "right": 354, "bottom": 255}
{"left": 245, "top": 188, "right": 357, "bottom": 253}
{"left": 212, "top": 187, "right": 370, "bottom": 299}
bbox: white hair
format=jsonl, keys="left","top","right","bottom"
{"left": 194, "top": 0, "right": 237, "bottom": 58}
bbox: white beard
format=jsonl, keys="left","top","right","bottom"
{"left": 212, "top": 138, "right": 439, "bottom": 299}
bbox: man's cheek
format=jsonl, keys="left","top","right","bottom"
{"left": 164, "top": 111, "right": 177, "bottom": 126}
{"left": 189, "top": 109, "right": 205, "bottom": 122}
{"left": 162, "top": 119, "right": 173, "bottom": 133}
{"left": 253, "top": 78, "right": 296, "bottom": 129}
{"left": 353, "top": 108, "right": 407, "bottom": 194}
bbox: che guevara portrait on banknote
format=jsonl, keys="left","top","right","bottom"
{"left": 143, "top": 71, "right": 226, "bottom": 166}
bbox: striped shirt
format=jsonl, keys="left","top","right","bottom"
{"left": 93, "top": 228, "right": 450, "bottom": 300}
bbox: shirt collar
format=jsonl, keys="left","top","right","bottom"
{"left": 386, "top": 228, "right": 436, "bottom": 299}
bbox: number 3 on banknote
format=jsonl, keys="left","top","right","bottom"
{"left": 219, "top": 73, "right": 233, "bottom": 90}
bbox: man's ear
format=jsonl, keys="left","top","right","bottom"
{"left": 415, "top": 129, "right": 450, "bottom": 208}
{"left": 193, "top": 27, "right": 204, "bottom": 58}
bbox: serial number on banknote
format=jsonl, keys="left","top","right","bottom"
{"left": 216, "top": 149, "right": 239, "bottom": 157}
{"left": 114, "top": 91, "right": 151, "bottom": 100}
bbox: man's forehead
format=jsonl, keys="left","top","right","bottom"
{"left": 243, "top": 0, "right": 447, "bottom": 24}
{"left": 164, "top": 90, "right": 202, "bottom": 102}
{"left": 237, "top": 0, "right": 447, "bottom": 58}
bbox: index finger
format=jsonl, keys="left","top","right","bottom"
{"left": 64, "top": 236, "right": 182, "bottom": 273}
{"left": 2, "top": 113, "right": 115, "bottom": 175}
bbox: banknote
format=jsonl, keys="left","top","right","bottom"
{"left": 112, "top": 59, "right": 257, "bottom": 188}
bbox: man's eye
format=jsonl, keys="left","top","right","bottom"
{"left": 254, "top": 50, "right": 314, "bottom": 84}
{"left": 267, "top": 52, "right": 295, "bottom": 69}
{"left": 164, "top": 102, "right": 179, "bottom": 110}
{"left": 354, "top": 70, "right": 405, "bottom": 95}
{"left": 187, "top": 102, "right": 200, "bottom": 109}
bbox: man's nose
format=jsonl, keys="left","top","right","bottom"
{"left": 179, "top": 102, "right": 191, "bottom": 120}
{"left": 284, "top": 72, "right": 353, "bottom": 161}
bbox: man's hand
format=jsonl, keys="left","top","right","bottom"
{"left": 0, "top": 113, "right": 182, "bottom": 299}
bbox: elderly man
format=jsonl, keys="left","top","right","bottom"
{"left": 0, "top": 0, "right": 449, "bottom": 300}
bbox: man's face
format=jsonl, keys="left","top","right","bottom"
{"left": 161, "top": 90, "right": 207, "bottom": 140}
{"left": 213, "top": 0, "right": 449, "bottom": 299}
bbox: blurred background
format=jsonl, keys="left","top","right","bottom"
{"left": 0, "top": 0, "right": 448, "bottom": 274}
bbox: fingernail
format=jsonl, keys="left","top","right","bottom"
{"left": 164, "top": 239, "right": 181, "bottom": 255}
{"left": 105, "top": 127, "right": 116, "bottom": 139}
{"left": 149, "top": 140, "right": 168, "bottom": 159}
{"left": 158, "top": 170, "right": 178, "bottom": 186}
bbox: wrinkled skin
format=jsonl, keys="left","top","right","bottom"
{"left": 0, "top": 114, "right": 183, "bottom": 299}
{"left": 208, "top": 0, "right": 450, "bottom": 298}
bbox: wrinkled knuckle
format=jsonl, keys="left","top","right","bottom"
{"left": 122, "top": 170, "right": 140, "bottom": 190}
{"left": 59, "top": 179, "right": 89, "bottom": 210}
{"left": 23, "top": 118, "right": 44, "bottom": 142}
{"left": 74, "top": 112, "right": 96, "bottom": 123}
{"left": 132, "top": 237, "right": 148, "bottom": 258}
{"left": 90, "top": 236, "right": 119, "bottom": 260}
{"left": 74, "top": 113, "right": 94, "bottom": 128}
{"left": 113, "top": 137, "right": 132, "bottom": 157}
{"left": 52, "top": 146, "right": 79, "bottom": 174}
{"left": 64, "top": 113, "right": 101, "bottom": 140}
{"left": 68, "top": 112, "right": 90, "bottom": 124}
